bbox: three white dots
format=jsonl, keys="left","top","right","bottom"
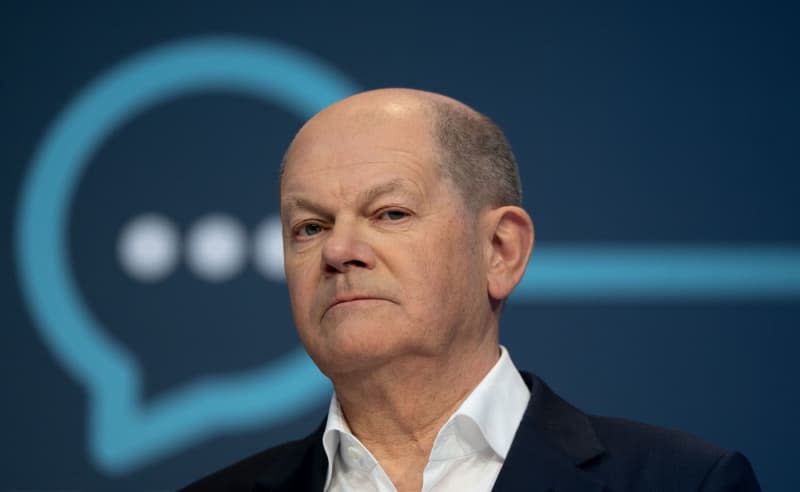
{"left": 117, "top": 213, "right": 285, "bottom": 283}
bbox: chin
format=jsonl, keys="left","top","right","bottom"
{"left": 308, "top": 327, "right": 414, "bottom": 377}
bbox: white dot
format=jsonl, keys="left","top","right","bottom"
{"left": 185, "top": 214, "right": 247, "bottom": 282}
{"left": 117, "top": 213, "right": 179, "bottom": 283}
{"left": 252, "top": 215, "right": 285, "bottom": 282}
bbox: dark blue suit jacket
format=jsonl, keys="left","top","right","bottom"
{"left": 182, "top": 372, "right": 761, "bottom": 491}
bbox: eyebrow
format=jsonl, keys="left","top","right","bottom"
{"left": 360, "top": 178, "right": 417, "bottom": 206}
{"left": 281, "top": 178, "right": 419, "bottom": 218}
{"left": 281, "top": 196, "right": 331, "bottom": 220}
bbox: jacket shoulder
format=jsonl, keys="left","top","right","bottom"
{"left": 179, "top": 433, "right": 321, "bottom": 492}
{"left": 587, "top": 415, "right": 760, "bottom": 491}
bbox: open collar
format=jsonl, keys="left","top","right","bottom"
{"left": 255, "top": 371, "right": 607, "bottom": 492}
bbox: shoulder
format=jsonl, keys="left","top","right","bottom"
{"left": 517, "top": 371, "right": 760, "bottom": 491}
{"left": 179, "top": 430, "right": 323, "bottom": 492}
{"left": 590, "top": 414, "right": 723, "bottom": 462}
{"left": 586, "top": 415, "right": 760, "bottom": 491}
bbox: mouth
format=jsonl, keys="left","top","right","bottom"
{"left": 324, "top": 295, "right": 388, "bottom": 316}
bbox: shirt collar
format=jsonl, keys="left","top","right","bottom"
{"left": 442, "top": 345, "right": 530, "bottom": 461}
{"left": 321, "top": 345, "right": 530, "bottom": 488}
{"left": 322, "top": 389, "right": 382, "bottom": 489}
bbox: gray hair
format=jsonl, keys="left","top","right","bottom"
{"left": 431, "top": 101, "right": 522, "bottom": 212}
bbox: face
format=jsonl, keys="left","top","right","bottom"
{"left": 280, "top": 101, "right": 492, "bottom": 376}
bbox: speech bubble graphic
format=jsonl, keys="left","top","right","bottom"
{"left": 15, "top": 37, "right": 359, "bottom": 474}
{"left": 16, "top": 33, "right": 800, "bottom": 479}
{"left": 515, "top": 243, "right": 800, "bottom": 301}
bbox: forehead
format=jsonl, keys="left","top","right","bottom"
{"left": 280, "top": 106, "right": 443, "bottom": 200}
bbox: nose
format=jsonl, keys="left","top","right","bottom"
{"left": 321, "top": 220, "right": 376, "bottom": 274}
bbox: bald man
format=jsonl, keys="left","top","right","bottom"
{"left": 182, "top": 89, "right": 760, "bottom": 492}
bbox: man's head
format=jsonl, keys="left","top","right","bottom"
{"left": 279, "top": 88, "right": 533, "bottom": 378}
{"left": 281, "top": 90, "right": 522, "bottom": 213}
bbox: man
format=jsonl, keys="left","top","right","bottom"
{"left": 183, "top": 89, "right": 760, "bottom": 491}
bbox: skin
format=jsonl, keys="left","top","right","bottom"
{"left": 280, "top": 88, "right": 534, "bottom": 492}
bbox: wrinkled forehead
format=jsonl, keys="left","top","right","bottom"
{"left": 280, "top": 103, "right": 440, "bottom": 191}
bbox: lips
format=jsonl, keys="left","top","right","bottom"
{"left": 324, "top": 294, "right": 388, "bottom": 316}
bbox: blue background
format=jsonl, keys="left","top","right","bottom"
{"left": 2, "top": 2, "right": 798, "bottom": 490}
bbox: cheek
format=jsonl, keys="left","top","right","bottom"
{"left": 285, "top": 264, "right": 316, "bottom": 321}
{"left": 410, "top": 229, "right": 478, "bottom": 314}
{"left": 448, "top": 230, "right": 485, "bottom": 300}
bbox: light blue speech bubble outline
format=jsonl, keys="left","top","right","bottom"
{"left": 15, "top": 37, "right": 359, "bottom": 474}
{"left": 17, "top": 34, "right": 800, "bottom": 478}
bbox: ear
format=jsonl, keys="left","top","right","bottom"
{"left": 484, "top": 206, "right": 535, "bottom": 301}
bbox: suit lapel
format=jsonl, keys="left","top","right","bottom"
{"left": 252, "top": 372, "right": 606, "bottom": 492}
{"left": 492, "top": 372, "right": 606, "bottom": 492}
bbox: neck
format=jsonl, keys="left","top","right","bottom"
{"left": 330, "top": 335, "right": 501, "bottom": 492}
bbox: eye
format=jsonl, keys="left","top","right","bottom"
{"left": 296, "top": 222, "right": 323, "bottom": 237}
{"left": 379, "top": 209, "right": 410, "bottom": 221}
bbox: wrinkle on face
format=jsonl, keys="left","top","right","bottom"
{"left": 279, "top": 89, "right": 487, "bottom": 377}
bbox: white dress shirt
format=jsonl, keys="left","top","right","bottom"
{"left": 322, "top": 346, "right": 531, "bottom": 492}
